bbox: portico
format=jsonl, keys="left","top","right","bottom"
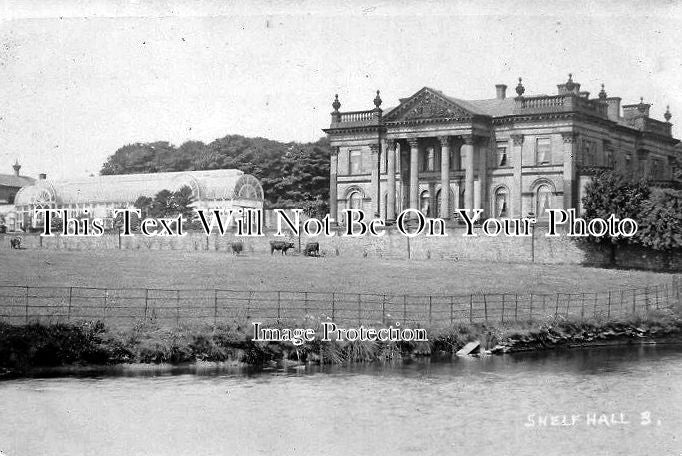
{"left": 380, "top": 134, "right": 489, "bottom": 221}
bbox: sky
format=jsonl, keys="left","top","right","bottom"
{"left": 1, "top": 0, "right": 681, "bottom": 180}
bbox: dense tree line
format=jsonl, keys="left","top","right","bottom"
{"left": 100, "top": 135, "right": 330, "bottom": 215}
{"left": 582, "top": 169, "right": 682, "bottom": 266}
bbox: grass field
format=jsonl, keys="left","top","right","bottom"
{"left": 0, "top": 249, "right": 673, "bottom": 295}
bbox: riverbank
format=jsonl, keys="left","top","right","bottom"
{"left": 1, "top": 311, "right": 681, "bottom": 378}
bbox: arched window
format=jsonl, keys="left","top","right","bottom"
{"left": 420, "top": 190, "right": 430, "bottom": 217}
{"left": 348, "top": 191, "right": 363, "bottom": 211}
{"left": 535, "top": 184, "right": 554, "bottom": 217}
{"left": 494, "top": 187, "right": 509, "bottom": 218}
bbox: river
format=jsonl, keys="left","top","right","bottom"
{"left": 1, "top": 345, "right": 680, "bottom": 456}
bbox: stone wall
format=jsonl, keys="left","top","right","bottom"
{"left": 3, "top": 227, "right": 679, "bottom": 271}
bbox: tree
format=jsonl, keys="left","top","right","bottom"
{"left": 99, "top": 135, "right": 331, "bottom": 210}
{"left": 581, "top": 169, "right": 651, "bottom": 263}
{"left": 637, "top": 188, "right": 682, "bottom": 261}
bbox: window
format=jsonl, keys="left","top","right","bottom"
{"left": 497, "top": 144, "right": 508, "bottom": 167}
{"left": 348, "top": 191, "right": 363, "bottom": 210}
{"left": 582, "top": 140, "right": 594, "bottom": 166}
{"left": 536, "top": 138, "right": 551, "bottom": 164}
{"left": 494, "top": 187, "right": 508, "bottom": 218}
{"left": 606, "top": 150, "right": 614, "bottom": 169}
{"left": 420, "top": 190, "right": 430, "bottom": 217}
{"left": 349, "top": 150, "right": 362, "bottom": 174}
{"left": 536, "top": 184, "right": 554, "bottom": 217}
{"left": 651, "top": 159, "right": 663, "bottom": 179}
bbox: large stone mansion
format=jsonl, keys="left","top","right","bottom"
{"left": 323, "top": 75, "right": 680, "bottom": 223}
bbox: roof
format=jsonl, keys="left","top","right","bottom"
{"left": 14, "top": 169, "right": 264, "bottom": 206}
{"left": 447, "top": 97, "right": 517, "bottom": 117}
{"left": 0, "top": 174, "right": 35, "bottom": 188}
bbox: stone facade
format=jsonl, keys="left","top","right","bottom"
{"left": 323, "top": 76, "right": 681, "bottom": 223}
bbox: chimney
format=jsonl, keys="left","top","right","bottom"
{"left": 38, "top": 173, "right": 46, "bottom": 180}
{"left": 622, "top": 97, "right": 650, "bottom": 120}
{"left": 605, "top": 97, "right": 621, "bottom": 121}
{"left": 12, "top": 160, "right": 21, "bottom": 177}
{"left": 495, "top": 84, "right": 507, "bottom": 100}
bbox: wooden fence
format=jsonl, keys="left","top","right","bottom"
{"left": 0, "top": 277, "right": 679, "bottom": 328}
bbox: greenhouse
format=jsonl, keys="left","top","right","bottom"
{"left": 12, "top": 169, "right": 264, "bottom": 230}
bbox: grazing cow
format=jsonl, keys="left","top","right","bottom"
{"left": 269, "top": 240, "right": 295, "bottom": 255}
{"left": 230, "top": 241, "right": 244, "bottom": 255}
{"left": 303, "top": 242, "right": 320, "bottom": 257}
{"left": 10, "top": 237, "right": 21, "bottom": 249}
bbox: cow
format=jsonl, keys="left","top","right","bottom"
{"left": 9, "top": 237, "right": 21, "bottom": 249}
{"left": 230, "top": 241, "right": 244, "bottom": 255}
{"left": 269, "top": 240, "right": 295, "bottom": 255}
{"left": 303, "top": 242, "right": 320, "bottom": 257}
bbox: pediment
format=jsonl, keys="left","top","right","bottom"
{"left": 383, "top": 88, "right": 474, "bottom": 122}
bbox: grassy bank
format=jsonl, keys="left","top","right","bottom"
{"left": 2, "top": 310, "right": 681, "bottom": 377}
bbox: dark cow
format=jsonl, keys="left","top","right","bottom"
{"left": 230, "top": 241, "right": 244, "bottom": 255}
{"left": 9, "top": 237, "right": 21, "bottom": 249}
{"left": 269, "top": 240, "right": 295, "bottom": 255}
{"left": 303, "top": 242, "right": 320, "bottom": 257}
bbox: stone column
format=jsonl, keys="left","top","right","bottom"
{"left": 478, "top": 138, "right": 489, "bottom": 217}
{"left": 386, "top": 139, "right": 397, "bottom": 222}
{"left": 438, "top": 136, "right": 450, "bottom": 219}
{"left": 408, "top": 138, "right": 420, "bottom": 210}
{"left": 510, "top": 134, "right": 524, "bottom": 217}
{"left": 462, "top": 135, "right": 475, "bottom": 215}
{"left": 369, "top": 143, "right": 380, "bottom": 217}
{"left": 561, "top": 132, "right": 578, "bottom": 212}
{"left": 330, "top": 146, "right": 339, "bottom": 221}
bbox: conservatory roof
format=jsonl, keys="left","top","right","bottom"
{"left": 14, "top": 169, "right": 264, "bottom": 206}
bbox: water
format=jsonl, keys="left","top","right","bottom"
{"left": 1, "top": 346, "right": 681, "bottom": 456}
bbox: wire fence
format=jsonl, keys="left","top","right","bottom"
{"left": 0, "top": 277, "right": 680, "bottom": 328}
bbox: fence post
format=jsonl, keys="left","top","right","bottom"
{"left": 103, "top": 289, "right": 107, "bottom": 321}
{"left": 381, "top": 294, "right": 386, "bottom": 326}
{"left": 554, "top": 293, "right": 560, "bottom": 318}
{"left": 357, "top": 293, "right": 361, "bottom": 325}
{"left": 304, "top": 292, "right": 309, "bottom": 315}
{"left": 593, "top": 293, "right": 598, "bottom": 318}
{"left": 655, "top": 286, "right": 659, "bottom": 309}
{"left": 428, "top": 296, "right": 432, "bottom": 326}
{"left": 501, "top": 294, "right": 505, "bottom": 323}
{"left": 483, "top": 294, "right": 488, "bottom": 323}
{"left": 214, "top": 289, "right": 219, "bottom": 325}
{"left": 331, "top": 292, "right": 335, "bottom": 321}
{"left": 620, "top": 289, "right": 625, "bottom": 315}
{"left": 632, "top": 288, "right": 636, "bottom": 315}
{"left": 580, "top": 293, "right": 585, "bottom": 319}
{"left": 144, "top": 288, "right": 149, "bottom": 321}
{"left": 645, "top": 286, "right": 649, "bottom": 312}
{"left": 468, "top": 295, "right": 473, "bottom": 323}
{"left": 449, "top": 296, "right": 454, "bottom": 325}
{"left": 514, "top": 294, "right": 519, "bottom": 322}
{"left": 67, "top": 286, "right": 73, "bottom": 321}
{"left": 450, "top": 296, "right": 455, "bottom": 325}
{"left": 607, "top": 290, "right": 612, "bottom": 318}
{"left": 542, "top": 294, "right": 546, "bottom": 316}
{"left": 277, "top": 291, "right": 281, "bottom": 321}
{"left": 24, "top": 285, "right": 29, "bottom": 324}
{"left": 176, "top": 290, "right": 180, "bottom": 326}
{"left": 529, "top": 294, "right": 533, "bottom": 320}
